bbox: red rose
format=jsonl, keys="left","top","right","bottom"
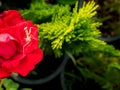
{"left": 0, "top": 10, "right": 43, "bottom": 78}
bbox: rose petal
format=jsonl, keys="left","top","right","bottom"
{"left": 0, "top": 33, "right": 15, "bottom": 42}
{"left": 12, "top": 49, "right": 43, "bottom": 76}
{"left": 0, "top": 68, "right": 11, "bottom": 78}
{"left": 2, "top": 10, "right": 25, "bottom": 26}
{"left": 0, "top": 10, "right": 43, "bottom": 78}
{"left": 0, "top": 21, "right": 38, "bottom": 44}
{"left": 0, "top": 33, "right": 17, "bottom": 59}
{"left": 0, "top": 41, "right": 17, "bottom": 59}
{"left": 1, "top": 54, "right": 25, "bottom": 69}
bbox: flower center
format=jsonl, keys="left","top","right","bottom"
{"left": 0, "top": 33, "right": 17, "bottom": 59}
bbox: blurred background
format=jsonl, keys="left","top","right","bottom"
{"left": 0, "top": 0, "right": 120, "bottom": 90}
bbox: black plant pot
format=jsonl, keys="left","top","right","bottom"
{"left": 11, "top": 50, "right": 104, "bottom": 90}
{"left": 11, "top": 51, "right": 70, "bottom": 90}
{"left": 99, "top": 35, "right": 120, "bottom": 49}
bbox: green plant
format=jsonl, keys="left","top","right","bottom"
{"left": 20, "top": 0, "right": 62, "bottom": 24}
{"left": 57, "top": 0, "right": 76, "bottom": 5}
{"left": 20, "top": 0, "right": 120, "bottom": 90}
{"left": 0, "top": 78, "right": 19, "bottom": 90}
{"left": 38, "top": 1, "right": 102, "bottom": 57}
{"left": 0, "top": 78, "right": 32, "bottom": 90}
{"left": 95, "top": 0, "right": 120, "bottom": 36}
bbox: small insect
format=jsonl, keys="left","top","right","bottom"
{"left": 24, "top": 26, "right": 32, "bottom": 43}
{"left": 23, "top": 26, "right": 38, "bottom": 54}
{"left": 23, "top": 26, "right": 33, "bottom": 54}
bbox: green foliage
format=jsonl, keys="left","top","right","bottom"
{"left": 21, "top": 0, "right": 120, "bottom": 90}
{"left": 1, "top": 78, "right": 19, "bottom": 90}
{"left": 20, "top": 0, "right": 61, "bottom": 24}
{"left": 57, "top": 0, "right": 76, "bottom": 5}
{"left": 76, "top": 48, "right": 120, "bottom": 90}
{"left": 39, "top": 1, "right": 103, "bottom": 57}
{"left": 0, "top": 87, "right": 4, "bottom": 90}
{"left": 21, "top": 88, "right": 32, "bottom": 90}
{"left": 104, "top": 0, "right": 120, "bottom": 14}
{"left": 21, "top": 0, "right": 105, "bottom": 57}
{"left": 95, "top": 0, "right": 120, "bottom": 36}
{"left": 0, "top": 78, "right": 32, "bottom": 90}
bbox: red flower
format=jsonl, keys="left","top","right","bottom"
{"left": 0, "top": 10, "right": 43, "bottom": 78}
